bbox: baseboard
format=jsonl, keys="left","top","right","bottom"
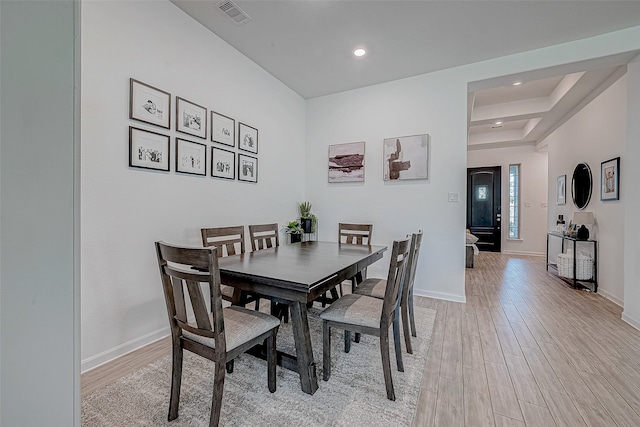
{"left": 414, "top": 289, "right": 466, "bottom": 303}
{"left": 598, "top": 289, "right": 623, "bottom": 307}
{"left": 622, "top": 312, "right": 640, "bottom": 332}
{"left": 81, "top": 326, "right": 170, "bottom": 373}
{"left": 502, "top": 250, "right": 545, "bottom": 257}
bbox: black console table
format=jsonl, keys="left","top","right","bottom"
{"left": 546, "top": 232, "right": 597, "bottom": 292}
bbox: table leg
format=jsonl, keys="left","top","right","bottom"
{"left": 289, "top": 301, "right": 319, "bottom": 394}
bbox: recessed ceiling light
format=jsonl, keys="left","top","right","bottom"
{"left": 513, "top": 81, "right": 522, "bottom": 86}
{"left": 353, "top": 48, "right": 366, "bottom": 57}
{"left": 495, "top": 121, "right": 503, "bottom": 125}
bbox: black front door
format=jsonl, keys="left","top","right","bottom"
{"left": 467, "top": 166, "right": 501, "bottom": 252}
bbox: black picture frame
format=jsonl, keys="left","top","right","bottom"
{"left": 238, "top": 153, "right": 258, "bottom": 183}
{"left": 175, "top": 138, "right": 207, "bottom": 176}
{"left": 176, "top": 97, "right": 207, "bottom": 139}
{"left": 601, "top": 156, "right": 620, "bottom": 201}
{"left": 238, "top": 122, "right": 258, "bottom": 154}
{"left": 211, "top": 111, "right": 235, "bottom": 147}
{"left": 129, "top": 79, "right": 171, "bottom": 129}
{"left": 211, "top": 147, "right": 236, "bottom": 180}
{"left": 129, "top": 126, "right": 170, "bottom": 171}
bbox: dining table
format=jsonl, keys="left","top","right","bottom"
{"left": 217, "top": 240, "right": 387, "bottom": 395}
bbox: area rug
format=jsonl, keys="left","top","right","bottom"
{"left": 82, "top": 306, "right": 436, "bottom": 426}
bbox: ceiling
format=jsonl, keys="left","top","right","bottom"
{"left": 171, "top": 0, "right": 640, "bottom": 149}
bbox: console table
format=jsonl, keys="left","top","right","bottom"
{"left": 546, "top": 231, "right": 597, "bottom": 292}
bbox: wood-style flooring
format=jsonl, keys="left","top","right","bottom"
{"left": 82, "top": 252, "right": 640, "bottom": 426}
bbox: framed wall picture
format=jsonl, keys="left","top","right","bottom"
{"left": 176, "top": 97, "right": 207, "bottom": 139}
{"left": 238, "top": 153, "right": 258, "bottom": 183}
{"left": 383, "top": 134, "right": 429, "bottom": 181}
{"left": 175, "top": 138, "right": 206, "bottom": 176}
{"left": 238, "top": 122, "right": 258, "bottom": 153}
{"left": 129, "top": 79, "right": 170, "bottom": 129}
{"left": 211, "top": 111, "right": 235, "bottom": 147}
{"left": 211, "top": 147, "right": 235, "bottom": 180}
{"left": 328, "top": 141, "right": 365, "bottom": 183}
{"left": 557, "top": 174, "right": 566, "bottom": 205}
{"left": 601, "top": 157, "right": 620, "bottom": 201}
{"left": 129, "top": 127, "right": 170, "bottom": 171}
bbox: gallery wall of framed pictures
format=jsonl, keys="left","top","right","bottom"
{"left": 127, "top": 77, "right": 260, "bottom": 183}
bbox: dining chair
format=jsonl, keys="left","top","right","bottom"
{"left": 248, "top": 223, "right": 280, "bottom": 251}
{"left": 338, "top": 223, "right": 373, "bottom": 294}
{"left": 248, "top": 222, "right": 288, "bottom": 322}
{"left": 319, "top": 236, "right": 411, "bottom": 401}
{"left": 354, "top": 230, "right": 423, "bottom": 354}
{"left": 155, "top": 241, "right": 280, "bottom": 427}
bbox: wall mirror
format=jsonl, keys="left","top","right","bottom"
{"left": 572, "top": 162, "right": 592, "bottom": 210}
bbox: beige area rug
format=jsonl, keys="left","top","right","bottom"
{"left": 82, "top": 306, "right": 436, "bottom": 426}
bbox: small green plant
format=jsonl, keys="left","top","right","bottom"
{"left": 297, "top": 201, "right": 317, "bottom": 233}
{"left": 298, "top": 201, "right": 313, "bottom": 219}
{"left": 284, "top": 220, "right": 303, "bottom": 234}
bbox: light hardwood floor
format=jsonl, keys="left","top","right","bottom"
{"left": 83, "top": 252, "right": 640, "bottom": 426}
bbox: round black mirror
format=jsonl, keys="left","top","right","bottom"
{"left": 572, "top": 162, "right": 592, "bottom": 210}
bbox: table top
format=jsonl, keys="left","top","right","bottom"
{"left": 547, "top": 231, "right": 596, "bottom": 242}
{"left": 217, "top": 241, "right": 387, "bottom": 293}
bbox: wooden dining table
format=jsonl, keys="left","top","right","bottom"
{"left": 217, "top": 240, "right": 387, "bottom": 394}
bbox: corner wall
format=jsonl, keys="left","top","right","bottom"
{"left": 543, "top": 74, "right": 627, "bottom": 304}
{"left": 81, "top": 1, "right": 306, "bottom": 370}
{"left": 468, "top": 145, "right": 549, "bottom": 255}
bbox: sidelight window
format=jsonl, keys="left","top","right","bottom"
{"left": 509, "top": 164, "right": 520, "bottom": 239}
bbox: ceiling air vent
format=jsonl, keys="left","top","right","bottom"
{"left": 217, "top": 0, "right": 252, "bottom": 26}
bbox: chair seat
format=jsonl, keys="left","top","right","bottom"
{"left": 183, "top": 306, "right": 280, "bottom": 352}
{"left": 319, "top": 294, "right": 383, "bottom": 329}
{"left": 220, "top": 284, "right": 235, "bottom": 300}
{"left": 353, "top": 278, "right": 386, "bottom": 299}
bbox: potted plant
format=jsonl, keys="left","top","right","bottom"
{"left": 284, "top": 220, "right": 304, "bottom": 243}
{"left": 298, "top": 201, "right": 317, "bottom": 234}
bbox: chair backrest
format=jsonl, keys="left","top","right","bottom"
{"left": 338, "top": 223, "right": 373, "bottom": 245}
{"left": 201, "top": 225, "right": 245, "bottom": 257}
{"left": 248, "top": 223, "right": 280, "bottom": 251}
{"left": 155, "top": 241, "right": 226, "bottom": 354}
{"left": 381, "top": 236, "right": 412, "bottom": 323}
{"left": 401, "top": 230, "right": 423, "bottom": 302}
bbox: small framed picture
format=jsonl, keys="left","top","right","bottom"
{"left": 176, "top": 97, "right": 207, "bottom": 139}
{"left": 211, "top": 147, "right": 235, "bottom": 180}
{"left": 211, "top": 111, "right": 235, "bottom": 147}
{"left": 601, "top": 157, "right": 620, "bottom": 201}
{"left": 175, "top": 138, "right": 206, "bottom": 176}
{"left": 129, "top": 79, "right": 170, "bottom": 129}
{"left": 328, "top": 141, "right": 365, "bottom": 183}
{"left": 238, "top": 153, "right": 258, "bottom": 183}
{"left": 238, "top": 122, "right": 258, "bottom": 153}
{"left": 557, "top": 174, "right": 566, "bottom": 205}
{"left": 383, "top": 134, "right": 429, "bottom": 181}
{"left": 129, "top": 127, "right": 170, "bottom": 171}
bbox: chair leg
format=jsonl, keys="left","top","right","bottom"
{"left": 322, "top": 292, "right": 327, "bottom": 308}
{"left": 344, "top": 330, "right": 351, "bottom": 353}
{"left": 254, "top": 297, "right": 260, "bottom": 312}
{"left": 393, "top": 311, "right": 404, "bottom": 372}
{"left": 267, "top": 330, "right": 277, "bottom": 392}
{"left": 409, "top": 288, "right": 417, "bottom": 337}
{"left": 401, "top": 302, "right": 413, "bottom": 354}
{"left": 226, "top": 360, "right": 234, "bottom": 374}
{"left": 354, "top": 333, "right": 361, "bottom": 343}
{"left": 351, "top": 277, "right": 357, "bottom": 294}
{"left": 380, "top": 328, "right": 396, "bottom": 401}
{"left": 168, "top": 344, "right": 184, "bottom": 421}
{"left": 209, "top": 358, "right": 226, "bottom": 427}
{"left": 323, "top": 321, "right": 331, "bottom": 381}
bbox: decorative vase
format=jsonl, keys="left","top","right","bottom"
{"left": 290, "top": 233, "right": 302, "bottom": 243}
{"left": 300, "top": 218, "right": 313, "bottom": 233}
{"left": 577, "top": 224, "right": 589, "bottom": 240}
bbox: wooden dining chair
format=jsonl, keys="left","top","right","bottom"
{"left": 339, "top": 223, "right": 373, "bottom": 293}
{"left": 354, "top": 230, "right": 423, "bottom": 354}
{"left": 248, "top": 223, "right": 280, "bottom": 251}
{"left": 248, "top": 223, "right": 288, "bottom": 322}
{"left": 201, "top": 226, "right": 260, "bottom": 310}
{"left": 155, "top": 241, "right": 280, "bottom": 427}
{"left": 319, "top": 236, "right": 411, "bottom": 401}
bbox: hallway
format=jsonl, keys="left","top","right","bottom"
{"left": 413, "top": 251, "right": 640, "bottom": 426}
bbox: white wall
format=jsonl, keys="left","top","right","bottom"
{"left": 81, "top": 1, "right": 306, "bottom": 370}
{"left": 543, "top": 74, "right": 627, "bottom": 305}
{"left": 1, "top": 1, "right": 80, "bottom": 425}
{"left": 623, "top": 58, "right": 640, "bottom": 327}
{"left": 468, "top": 146, "right": 549, "bottom": 255}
